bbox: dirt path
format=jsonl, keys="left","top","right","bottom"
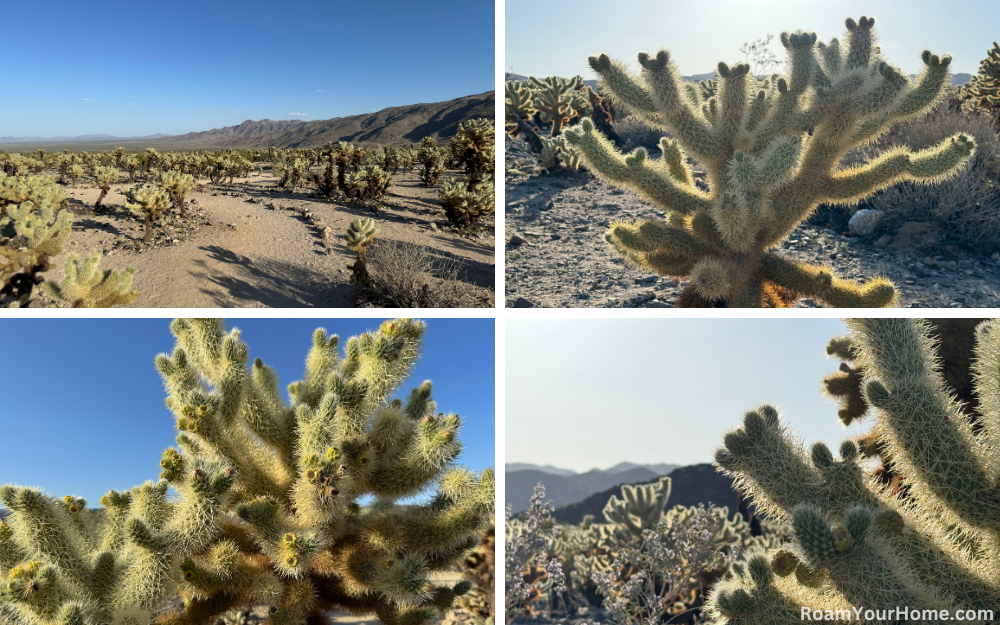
{"left": 39, "top": 168, "right": 494, "bottom": 308}
{"left": 504, "top": 135, "right": 1000, "bottom": 308}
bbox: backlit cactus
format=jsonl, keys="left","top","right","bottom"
{"left": 40, "top": 250, "right": 138, "bottom": 308}
{"left": 564, "top": 16, "right": 975, "bottom": 307}
{"left": 155, "top": 171, "right": 197, "bottom": 218}
{"left": 707, "top": 318, "right": 1000, "bottom": 624}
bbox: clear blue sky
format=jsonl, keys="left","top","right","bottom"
{"left": 0, "top": 318, "right": 495, "bottom": 508}
{"left": 0, "top": 0, "right": 494, "bottom": 138}
{"left": 506, "top": 318, "right": 868, "bottom": 472}
{"left": 506, "top": 0, "right": 999, "bottom": 79}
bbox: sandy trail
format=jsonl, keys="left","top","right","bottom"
{"left": 40, "top": 168, "right": 494, "bottom": 308}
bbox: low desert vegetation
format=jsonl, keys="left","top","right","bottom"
{"left": 506, "top": 17, "right": 1000, "bottom": 307}
{"left": 0, "top": 117, "right": 494, "bottom": 307}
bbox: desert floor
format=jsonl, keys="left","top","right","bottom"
{"left": 504, "top": 135, "right": 1000, "bottom": 309}
{"left": 37, "top": 167, "right": 494, "bottom": 308}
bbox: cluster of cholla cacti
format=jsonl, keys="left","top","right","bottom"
{"left": 0, "top": 169, "right": 137, "bottom": 308}
{"left": 505, "top": 476, "right": 782, "bottom": 625}
{"left": 0, "top": 318, "right": 494, "bottom": 625}
{"left": 508, "top": 17, "right": 981, "bottom": 307}
{"left": 706, "top": 318, "right": 1000, "bottom": 625}
{"left": 439, "top": 119, "right": 495, "bottom": 230}
{"left": 504, "top": 74, "right": 616, "bottom": 174}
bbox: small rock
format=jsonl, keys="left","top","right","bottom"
{"left": 636, "top": 275, "right": 658, "bottom": 284}
{"left": 509, "top": 232, "right": 526, "bottom": 245}
{"left": 848, "top": 208, "right": 883, "bottom": 236}
{"left": 511, "top": 297, "right": 536, "bottom": 308}
{"left": 645, "top": 300, "right": 670, "bottom": 308}
{"left": 544, "top": 199, "right": 554, "bottom": 211}
{"left": 875, "top": 234, "right": 893, "bottom": 247}
{"left": 993, "top": 252, "right": 1000, "bottom": 261}
{"left": 924, "top": 257, "right": 937, "bottom": 266}
{"left": 430, "top": 223, "right": 438, "bottom": 231}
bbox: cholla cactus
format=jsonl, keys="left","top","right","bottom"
{"left": 124, "top": 186, "right": 172, "bottom": 244}
{"left": 564, "top": 16, "right": 976, "bottom": 307}
{"left": 39, "top": 249, "right": 138, "bottom": 308}
{"left": 449, "top": 119, "right": 494, "bottom": 192}
{"left": 67, "top": 164, "right": 84, "bottom": 188}
{"left": 707, "top": 318, "right": 1000, "bottom": 624}
{"left": 1, "top": 173, "right": 67, "bottom": 216}
{"left": 417, "top": 138, "right": 444, "bottom": 187}
{"left": 345, "top": 217, "right": 378, "bottom": 285}
{"left": 529, "top": 76, "right": 585, "bottom": 136}
{"left": 153, "top": 318, "right": 492, "bottom": 625}
{"left": 961, "top": 42, "right": 1000, "bottom": 118}
{"left": 439, "top": 179, "right": 494, "bottom": 230}
{"left": 155, "top": 171, "right": 197, "bottom": 218}
{"left": 0, "top": 476, "right": 235, "bottom": 625}
{"left": 601, "top": 477, "right": 672, "bottom": 539}
{"left": 0, "top": 198, "right": 71, "bottom": 306}
{"left": 93, "top": 166, "right": 120, "bottom": 211}
{"left": 505, "top": 82, "right": 537, "bottom": 130}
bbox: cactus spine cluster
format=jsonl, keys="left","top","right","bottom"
{"left": 708, "top": 318, "right": 1000, "bottom": 624}
{"left": 564, "top": 16, "right": 976, "bottom": 307}
{"left": 1, "top": 319, "right": 493, "bottom": 625}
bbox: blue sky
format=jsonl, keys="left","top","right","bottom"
{"left": 506, "top": 0, "right": 999, "bottom": 79}
{"left": 0, "top": 318, "right": 495, "bottom": 508}
{"left": 506, "top": 318, "right": 869, "bottom": 472}
{"left": 0, "top": 0, "right": 494, "bottom": 138}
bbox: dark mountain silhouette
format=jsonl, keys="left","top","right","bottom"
{"left": 158, "top": 92, "right": 494, "bottom": 148}
{"left": 551, "top": 463, "right": 745, "bottom": 525}
{"left": 506, "top": 462, "right": 677, "bottom": 514}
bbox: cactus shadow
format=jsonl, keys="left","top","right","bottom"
{"left": 191, "top": 245, "right": 354, "bottom": 307}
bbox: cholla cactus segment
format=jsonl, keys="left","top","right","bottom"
{"left": 708, "top": 318, "right": 1000, "bottom": 624}
{"left": 39, "top": 249, "right": 138, "bottom": 308}
{"left": 564, "top": 17, "right": 975, "bottom": 307}
{"left": 150, "top": 319, "right": 493, "bottom": 625}
{"left": 345, "top": 217, "right": 379, "bottom": 285}
{"left": 529, "top": 76, "right": 585, "bottom": 136}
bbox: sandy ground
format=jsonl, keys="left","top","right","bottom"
{"left": 504, "top": 135, "right": 1000, "bottom": 308}
{"left": 34, "top": 167, "right": 494, "bottom": 308}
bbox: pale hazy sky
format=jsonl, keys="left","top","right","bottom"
{"left": 505, "top": 0, "right": 999, "bottom": 79}
{"left": 505, "top": 319, "right": 873, "bottom": 472}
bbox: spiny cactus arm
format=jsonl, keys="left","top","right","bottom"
{"left": 289, "top": 328, "right": 340, "bottom": 408}
{"left": 162, "top": 463, "right": 237, "bottom": 558}
{"left": 707, "top": 550, "right": 850, "bottom": 625}
{"left": 112, "top": 518, "right": 173, "bottom": 613}
{"left": 351, "top": 320, "right": 426, "bottom": 421}
{"left": 399, "top": 469, "right": 493, "bottom": 557}
{"left": 604, "top": 218, "right": 716, "bottom": 276}
{"left": 244, "top": 358, "right": 295, "bottom": 468}
{"left": 791, "top": 504, "right": 951, "bottom": 615}
{"left": 39, "top": 250, "right": 138, "bottom": 308}
{"left": 760, "top": 255, "right": 897, "bottom": 308}
{"left": 855, "top": 50, "right": 954, "bottom": 145}
{"left": 0, "top": 519, "right": 26, "bottom": 572}
{"left": 846, "top": 318, "right": 998, "bottom": 529}
{"left": 971, "top": 320, "right": 1000, "bottom": 451}
{"left": 823, "top": 135, "right": 975, "bottom": 204}
{"left": 0, "top": 486, "right": 92, "bottom": 591}
{"left": 365, "top": 413, "right": 464, "bottom": 499}
{"left": 563, "top": 119, "right": 712, "bottom": 215}
{"left": 713, "top": 405, "right": 825, "bottom": 522}
{"left": 715, "top": 62, "right": 751, "bottom": 152}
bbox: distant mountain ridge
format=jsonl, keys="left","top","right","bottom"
{"left": 158, "top": 91, "right": 494, "bottom": 148}
{"left": 506, "top": 461, "right": 678, "bottom": 513}
{"left": 0, "top": 133, "right": 170, "bottom": 144}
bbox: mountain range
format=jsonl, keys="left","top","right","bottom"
{"left": 506, "top": 461, "right": 678, "bottom": 514}
{"left": 0, "top": 133, "right": 170, "bottom": 144}
{"left": 0, "top": 91, "right": 494, "bottom": 149}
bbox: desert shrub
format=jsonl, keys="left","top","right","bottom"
{"left": 365, "top": 240, "right": 481, "bottom": 308}
{"left": 841, "top": 104, "right": 1000, "bottom": 253}
{"left": 614, "top": 115, "right": 669, "bottom": 152}
{"left": 505, "top": 483, "right": 566, "bottom": 624}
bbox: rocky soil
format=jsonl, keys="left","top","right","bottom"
{"left": 31, "top": 167, "right": 494, "bottom": 308}
{"left": 504, "top": 135, "right": 1000, "bottom": 308}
